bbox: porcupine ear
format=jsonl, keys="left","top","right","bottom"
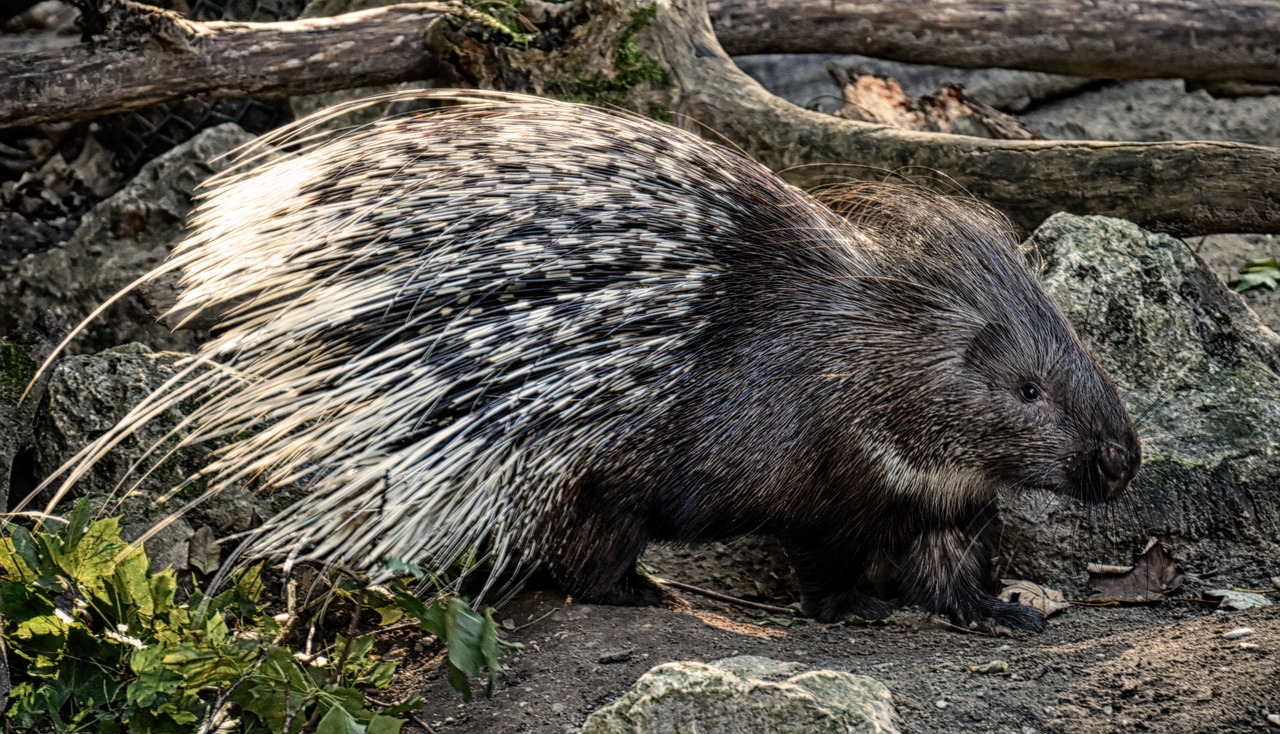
{"left": 963, "top": 321, "right": 1013, "bottom": 373}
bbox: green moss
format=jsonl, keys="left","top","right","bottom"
{"left": 612, "top": 4, "right": 666, "bottom": 86}
{"left": 0, "top": 332, "right": 41, "bottom": 404}
{"left": 462, "top": 0, "right": 536, "bottom": 46}
{"left": 554, "top": 3, "right": 669, "bottom": 110}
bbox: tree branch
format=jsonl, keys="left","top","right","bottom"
{"left": 709, "top": 0, "right": 1280, "bottom": 84}
{"left": 2, "top": 0, "right": 1277, "bottom": 236}
{"left": 632, "top": 0, "right": 1280, "bottom": 235}
{"left": 0, "top": 1, "right": 454, "bottom": 128}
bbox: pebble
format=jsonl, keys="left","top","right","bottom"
{"left": 935, "top": 699, "right": 949, "bottom": 709}
{"left": 1267, "top": 713, "right": 1280, "bottom": 727}
{"left": 597, "top": 648, "right": 635, "bottom": 664}
{"left": 1223, "top": 628, "right": 1254, "bottom": 640}
{"left": 551, "top": 703, "right": 566, "bottom": 715}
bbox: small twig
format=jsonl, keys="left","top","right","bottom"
{"left": 409, "top": 711, "right": 438, "bottom": 734}
{"left": 931, "top": 618, "right": 984, "bottom": 635}
{"left": 372, "top": 619, "right": 428, "bottom": 637}
{"left": 652, "top": 577, "right": 796, "bottom": 615}
{"left": 1065, "top": 599, "right": 1122, "bottom": 606}
{"left": 511, "top": 606, "right": 561, "bottom": 632}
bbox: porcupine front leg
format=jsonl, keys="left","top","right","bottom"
{"left": 786, "top": 535, "right": 894, "bottom": 623}
{"left": 897, "top": 525, "right": 1045, "bottom": 632}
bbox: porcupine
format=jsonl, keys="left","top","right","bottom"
{"left": 35, "top": 90, "right": 1140, "bottom": 631}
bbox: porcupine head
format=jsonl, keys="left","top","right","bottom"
{"left": 740, "top": 187, "right": 1144, "bottom": 631}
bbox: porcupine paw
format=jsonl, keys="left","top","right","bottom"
{"left": 803, "top": 589, "right": 895, "bottom": 624}
{"left": 573, "top": 568, "right": 674, "bottom": 608}
{"left": 951, "top": 596, "right": 1046, "bottom": 634}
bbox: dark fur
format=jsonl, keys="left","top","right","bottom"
{"left": 532, "top": 187, "right": 1140, "bottom": 631}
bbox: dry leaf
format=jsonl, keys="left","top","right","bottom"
{"left": 999, "top": 579, "right": 1070, "bottom": 617}
{"left": 187, "top": 525, "right": 221, "bottom": 575}
{"left": 1205, "top": 589, "right": 1274, "bottom": 611}
{"left": 1088, "top": 537, "right": 1184, "bottom": 603}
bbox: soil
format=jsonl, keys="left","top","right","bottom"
{"left": 393, "top": 585, "right": 1279, "bottom": 733}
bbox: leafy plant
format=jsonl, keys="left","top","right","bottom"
{"left": 0, "top": 500, "right": 505, "bottom": 732}
{"left": 1230, "top": 257, "right": 1280, "bottom": 293}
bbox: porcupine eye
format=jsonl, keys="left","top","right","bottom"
{"left": 1019, "top": 383, "right": 1042, "bottom": 402}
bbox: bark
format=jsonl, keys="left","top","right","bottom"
{"left": 709, "top": 0, "right": 1280, "bottom": 83}
{"left": 2, "top": 0, "right": 1278, "bottom": 235}
{"left": 826, "top": 65, "right": 1042, "bottom": 140}
{"left": 0, "top": 1, "right": 455, "bottom": 127}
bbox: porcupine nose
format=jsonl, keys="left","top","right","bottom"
{"left": 1097, "top": 442, "right": 1136, "bottom": 499}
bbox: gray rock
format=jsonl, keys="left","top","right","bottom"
{"left": 1024, "top": 79, "right": 1280, "bottom": 146}
{"left": 580, "top": 656, "right": 900, "bottom": 734}
{"left": 1001, "top": 214, "right": 1280, "bottom": 588}
{"left": 32, "top": 343, "right": 280, "bottom": 565}
{"left": 1186, "top": 233, "right": 1280, "bottom": 334}
{"left": 0, "top": 124, "right": 254, "bottom": 354}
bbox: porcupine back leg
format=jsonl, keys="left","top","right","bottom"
{"left": 538, "top": 477, "right": 671, "bottom": 606}
{"left": 897, "top": 518, "right": 1045, "bottom": 632}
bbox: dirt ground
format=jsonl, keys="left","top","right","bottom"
{"left": 392, "top": 586, "right": 1279, "bottom": 733}
{"left": 386, "top": 541, "right": 1280, "bottom": 734}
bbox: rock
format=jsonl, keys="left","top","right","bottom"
{"left": 0, "top": 315, "right": 60, "bottom": 508}
{"left": 1023, "top": 79, "right": 1280, "bottom": 147}
{"left": 31, "top": 343, "right": 285, "bottom": 564}
{"left": 579, "top": 656, "right": 900, "bottom": 734}
{"left": 1001, "top": 214, "right": 1280, "bottom": 589}
{"left": 0, "top": 124, "right": 254, "bottom": 354}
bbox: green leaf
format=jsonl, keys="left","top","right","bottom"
{"left": 163, "top": 643, "right": 254, "bottom": 689}
{"left": 15, "top": 612, "right": 70, "bottom": 642}
{"left": 479, "top": 608, "right": 502, "bottom": 694}
{"left": 3, "top": 523, "right": 40, "bottom": 578}
{"left": 444, "top": 598, "right": 486, "bottom": 676}
{"left": 63, "top": 516, "right": 130, "bottom": 595}
{"left": 382, "top": 558, "right": 424, "bottom": 580}
{"left": 339, "top": 634, "right": 376, "bottom": 673}
{"left": 111, "top": 546, "right": 154, "bottom": 614}
{"left": 366, "top": 713, "right": 407, "bottom": 734}
{"left": 364, "top": 587, "right": 405, "bottom": 627}
{"left": 316, "top": 704, "right": 365, "bottom": 734}
{"left": 127, "top": 645, "right": 182, "bottom": 708}
{"left": 61, "top": 498, "right": 94, "bottom": 552}
{"left": 1232, "top": 257, "right": 1280, "bottom": 292}
{"left": 362, "top": 661, "right": 397, "bottom": 690}
{"left": 446, "top": 663, "right": 472, "bottom": 702}
{"left": 149, "top": 569, "right": 179, "bottom": 618}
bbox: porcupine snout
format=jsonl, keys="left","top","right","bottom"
{"left": 1096, "top": 437, "right": 1141, "bottom": 500}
